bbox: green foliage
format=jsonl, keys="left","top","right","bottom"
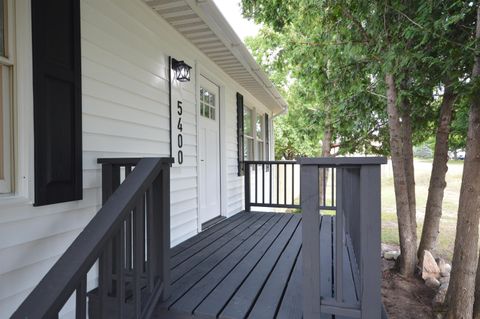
{"left": 240, "top": 0, "right": 476, "bottom": 158}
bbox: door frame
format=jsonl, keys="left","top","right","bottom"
{"left": 195, "top": 62, "right": 227, "bottom": 232}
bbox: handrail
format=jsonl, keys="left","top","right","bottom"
{"left": 297, "top": 156, "right": 387, "bottom": 166}
{"left": 12, "top": 157, "right": 173, "bottom": 319}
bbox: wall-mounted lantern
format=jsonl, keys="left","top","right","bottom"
{"left": 171, "top": 58, "right": 192, "bottom": 82}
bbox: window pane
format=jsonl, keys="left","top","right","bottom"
{"left": 210, "top": 106, "right": 215, "bottom": 120}
{"left": 256, "top": 114, "right": 264, "bottom": 140}
{"left": 204, "top": 104, "right": 209, "bottom": 117}
{"left": 200, "top": 102, "right": 204, "bottom": 116}
{"left": 257, "top": 141, "right": 264, "bottom": 160}
{"left": 0, "top": 0, "right": 4, "bottom": 57}
{"left": 244, "top": 107, "right": 252, "bottom": 135}
{"left": 244, "top": 137, "right": 253, "bottom": 160}
{"left": 0, "top": 64, "right": 11, "bottom": 193}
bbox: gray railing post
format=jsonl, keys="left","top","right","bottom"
{"left": 335, "top": 167, "right": 344, "bottom": 303}
{"left": 300, "top": 163, "right": 321, "bottom": 319}
{"left": 359, "top": 164, "right": 382, "bottom": 318}
{"left": 159, "top": 163, "right": 171, "bottom": 300}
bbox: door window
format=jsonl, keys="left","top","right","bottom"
{"left": 200, "top": 87, "right": 216, "bottom": 120}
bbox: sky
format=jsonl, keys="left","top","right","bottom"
{"left": 212, "top": 0, "right": 261, "bottom": 42}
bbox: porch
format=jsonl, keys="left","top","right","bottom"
{"left": 12, "top": 157, "right": 386, "bottom": 319}
{"left": 154, "top": 211, "right": 356, "bottom": 319}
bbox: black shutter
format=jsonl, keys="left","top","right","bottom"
{"left": 265, "top": 114, "right": 270, "bottom": 160}
{"left": 236, "top": 93, "right": 245, "bottom": 176}
{"left": 32, "top": 0, "right": 82, "bottom": 206}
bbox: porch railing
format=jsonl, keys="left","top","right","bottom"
{"left": 244, "top": 160, "right": 336, "bottom": 211}
{"left": 245, "top": 157, "right": 386, "bottom": 319}
{"left": 300, "top": 157, "right": 386, "bottom": 319}
{"left": 12, "top": 157, "right": 173, "bottom": 319}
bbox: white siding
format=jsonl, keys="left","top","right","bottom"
{"left": 0, "top": 0, "right": 274, "bottom": 317}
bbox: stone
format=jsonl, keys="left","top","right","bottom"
{"left": 438, "top": 259, "right": 452, "bottom": 277}
{"left": 439, "top": 276, "right": 450, "bottom": 285}
{"left": 422, "top": 250, "right": 441, "bottom": 280}
{"left": 433, "top": 283, "right": 449, "bottom": 307}
{"left": 384, "top": 250, "right": 400, "bottom": 260}
{"left": 425, "top": 277, "right": 441, "bottom": 289}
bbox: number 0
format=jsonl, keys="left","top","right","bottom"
{"left": 178, "top": 134, "right": 183, "bottom": 148}
{"left": 178, "top": 150, "right": 184, "bottom": 164}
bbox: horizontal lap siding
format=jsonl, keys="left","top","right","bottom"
{"left": 0, "top": 0, "right": 197, "bottom": 317}
{"left": 225, "top": 91, "right": 244, "bottom": 215}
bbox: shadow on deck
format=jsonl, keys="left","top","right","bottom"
{"left": 153, "top": 211, "right": 359, "bottom": 319}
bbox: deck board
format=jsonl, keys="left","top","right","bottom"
{"left": 170, "top": 214, "right": 284, "bottom": 314}
{"left": 153, "top": 212, "right": 360, "bottom": 319}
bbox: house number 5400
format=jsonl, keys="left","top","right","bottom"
{"left": 177, "top": 101, "right": 184, "bottom": 165}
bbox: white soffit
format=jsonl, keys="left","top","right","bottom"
{"left": 144, "top": 0, "right": 288, "bottom": 115}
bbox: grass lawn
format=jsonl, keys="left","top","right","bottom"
{"left": 381, "top": 158, "right": 464, "bottom": 260}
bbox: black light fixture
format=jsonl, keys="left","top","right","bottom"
{"left": 171, "top": 58, "right": 192, "bottom": 82}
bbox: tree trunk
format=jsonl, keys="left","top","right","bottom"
{"left": 401, "top": 100, "right": 417, "bottom": 247}
{"left": 418, "top": 80, "right": 457, "bottom": 259}
{"left": 446, "top": 5, "right": 480, "bottom": 318}
{"left": 385, "top": 73, "right": 417, "bottom": 276}
{"left": 321, "top": 125, "right": 332, "bottom": 157}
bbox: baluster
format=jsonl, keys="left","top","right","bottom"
{"left": 284, "top": 164, "right": 287, "bottom": 205}
{"left": 262, "top": 163, "right": 265, "bottom": 204}
{"left": 331, "top": 168, "right": 335, "bottom": 207}
{"left": 276, "top": 164, "right": 279, "bottom": 205}
{"left": 255, "top": 164, "right": 258, "bottom": 204}
{"left": 133, "top": 197, "right": 144, "bottom": 317}
{"left": 269, "top": 164, "right": 273, "bottom": 205}
{"left": 75, "top": 276, "right": 87, "bottom": 319}
{"left": 291, "top": 164, "right": 295, "bottom": 205}
{"left": 116, "top": 227, "right": 125, "bottom": 318}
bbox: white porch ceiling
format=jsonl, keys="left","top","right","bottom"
{"left": 143, "top": 0, "right": 287, "bottom": 115}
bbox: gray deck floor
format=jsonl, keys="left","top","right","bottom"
{"left": 153, "top": 212, "right": 359, "bottom": 319}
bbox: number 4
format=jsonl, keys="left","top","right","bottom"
{"left": 177, "top": 118, "right": 183, "bottom": 131}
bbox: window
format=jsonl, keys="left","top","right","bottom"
{"left": 200, "top": 87, "right": 216, "bottom": 120}
{"left": 243, "top": 107, "right": 269, "bottom": 161}
{"left": 244, "top": 107, "right": 254, "bottom": 160}
{"left": 256, "top": 114, "right": 264, "bottom": 160}
{"left": 0, "top": 0, "right": 12, "bottom": 194}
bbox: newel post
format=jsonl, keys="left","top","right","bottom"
{"left": 300, "top": 162, "right": 321, "bottom": 319}
{"left": 359, "top": 164, "right": 382, "bottom": 318}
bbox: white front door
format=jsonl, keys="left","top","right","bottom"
{"left": 198, "top": 76, "right": 221, "bottom": 224}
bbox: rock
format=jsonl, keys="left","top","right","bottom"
{"left": 438, "top": 259, "right": 452, "bottom": 277}
{"left": 422, "top": 250, "right": 441, "bottom": 280}
{"left": 439, "top": 276, "right": 450, "bottom": 285}
{"left": 384, "top": 250, "right": 400, "bottom": 260}
{"left": 433, "top": 283, "right": 449, "bottom": 307}
{"left": 425, "top": 277, "right": 441, "bottom": 289}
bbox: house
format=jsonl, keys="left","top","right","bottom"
{"left": 0, "top": 0, "right": 386, "bottom": 318}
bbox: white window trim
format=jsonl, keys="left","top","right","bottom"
{"left": 0, "top": 0, "right": 35, "bottom": 203}
{"left": 0, "top": 0, "right": 15, "bottom": 194}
